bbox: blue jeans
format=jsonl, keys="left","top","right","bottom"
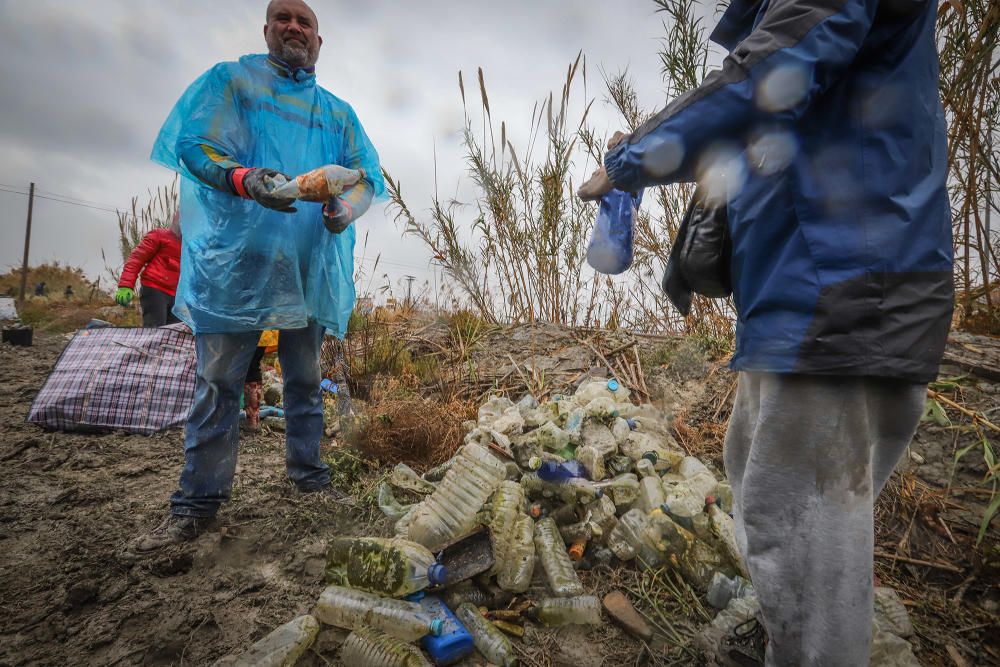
{"left": 170, "top": 322, "right": 331, "bottom": 517}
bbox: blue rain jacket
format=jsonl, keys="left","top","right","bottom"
{"left": 151, "top": 54, "right": 384, "bottom": 337}
{"left": 605, "top": 0, "right": 953, "bottom": 382}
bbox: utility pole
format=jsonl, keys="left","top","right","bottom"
{"left": 403, "top": 275, "right": 416, "bottom": 308}
{"left": 18, "top": 182, "right": 35, "bottom": 301}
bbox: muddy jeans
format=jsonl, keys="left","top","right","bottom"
{"left": 724, "top": 371, "right": 926, "bottom": 667}
{"left": 170, "top": 322, "right": 331, "bottom": 517}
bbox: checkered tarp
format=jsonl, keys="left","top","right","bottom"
{"left": 28, "top": 324, "right": 196, "bottom": 435}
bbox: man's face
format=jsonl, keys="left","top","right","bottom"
{"left": 264, "top": 0, "right": 321, "bottom": 69}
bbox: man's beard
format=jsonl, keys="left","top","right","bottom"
{"left": 267, "top": 33, "right": 315, "bottom": 68}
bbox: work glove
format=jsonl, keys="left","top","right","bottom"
{"left": 322, "top": 197, "right": 353, "bottom": 234}
{"left": 228, "top": 167, "right": 297, "bottom": 213}
{"left": 115, "top": 287, "right": 134, "bottom": 306}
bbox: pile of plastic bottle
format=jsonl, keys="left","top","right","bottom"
{"left": 227, "top": 379, "right": 755, "bottom": 666}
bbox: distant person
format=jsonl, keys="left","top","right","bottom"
{"left": 577, "top": 0, "right": 953, "bottom": 663}
{"left": 116, "top": 212, "right": 181, "bottom": 327}
{"left": 130, "top": 0, "right": 383, "bottom": 554}
{"left": 63, "top": 285, "right": 74, "bottom": 301}
{"left": 33, "top": 281, "right": 47, "bottom": 297}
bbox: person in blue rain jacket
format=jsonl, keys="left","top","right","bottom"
{"left": 131, "top": 0, "right": 384, "bottom": 554}
{"left": 579, "top": 0, "right": 952, "bottom": 664}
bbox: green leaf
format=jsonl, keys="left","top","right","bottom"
{"left": 955, "top": 441, "right": 978, "bottom": 463}
{"left": 976, "top": 493, "right": 1000, "bottom": 546}
{"left": 922, "top": 398, "right": 952, "bottom": 427}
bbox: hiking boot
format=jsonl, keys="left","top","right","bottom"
{"left": 720, "top": 615, "right": 768, "bottom": 666}
{"left": 128, "top": 514, "right": 215, "bottom": 554}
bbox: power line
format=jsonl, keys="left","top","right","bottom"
{"left": 0, "top": 186, "right": 120, "bottom": 214}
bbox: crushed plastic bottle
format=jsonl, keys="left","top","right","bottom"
{"left": 340, "top": 625, "right": 433, "bottom": 667}
{"left": 706, "top": 572, "right": 754, "bottom": 610}
{"left": 530, "top": 595, "right": 603, "bottom": 626}
{"left": 325, "top": 537, "right": 446, "bottom": 597}
{"left": 378, "top": 483, "right": 414, "bottom": 523}
{"left": 488, "top": 481, "right": 525, "bottom": 576}
{"left": 611, "top": 417, "right": 632, "bottom": 444}
{"left": 422, "top": 459, "right": 455, "bottom": 483}
{"left": 595, "top": 473, "right": 640, "bottom": 507}
{"left": 536, "top": 459, "right": 589, "bottom": 482}
{"left": 706, "top": 498, "right": 745, "bottom": 575}
{"left": 496, "top": 514, "right": 535, "bottom": 593}
{"left": 583, "top": 397, "right": 621, "bottom": 420}
{"left": 562, "top": 408, "right": 586, "bottom": 444}
{"left": 442, "top": 580, "right": 492, "bottom": 609}
{"left": 227, "top": 614, "right": 319, "bottom": 667}
{"left": 621, "top": 433, "right": 683, "bottom": 472}
{"left": 534, "top": 516, "right": 585, "bottom": 596}
{"left": 576, "top": 446, "right": 607, "bottom": 482}
{"left": 314, "top": 585, "right": 442, "bottom": 641}
{"left": 406, "top": 442, "right": 507, "bottom": 551}
{"left": 712, "top": 481, "right": 734, "bottom": 513}
{"left": 391, "top": 463, "right": 437, "bottom": 495}
{"left": 574, "top": 378, "right": 631, "bottom": 404}
{"left": 586, "top": 188, "right": 642, "bottom": 275}
{"left": 635, "top": 455, "right": 658, "bottom": 479}
{"left": 525, "top": 421, "right": 572, "bottom": 451}
{"left": 606, "top": 508, "right": 665, "bottom": 568}
{"left": 454, "top": 603, "right": 518, "bottom": 667}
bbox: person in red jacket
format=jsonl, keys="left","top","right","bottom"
{"left": 116, "top": 212, "right": 182, "bottom": 327}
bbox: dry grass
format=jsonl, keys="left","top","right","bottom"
{"left": 348, "top": 376, "right": 476, "bottom": 470}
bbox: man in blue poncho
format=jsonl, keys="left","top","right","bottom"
{"left": 131, "top": 0, "right": 384, "bottom": 553}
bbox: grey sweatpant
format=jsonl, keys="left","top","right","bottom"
{"left": 724, "top": 371, "right": 927, "bottom": 667}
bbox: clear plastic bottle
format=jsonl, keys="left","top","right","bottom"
{"left": 454, "top": 603, "right": 518, "bottom": 667}
{"left": 228, "top": 614, "right": 319, "bottom": 667}
{"left": 706, "top": 572, "right": 754, "bottom": 610}
{"left": 391, "top": 463, "right": 437, "bottom": 495}
{"left": 583, "top": 397, "right": 621, "bottom": 420}
{"left": 562, "top": 407, "right": 586, "bottom": 444}
{"left": 637, "top": 476, "right": 667, "bottom": 513}
{"left": 531, "top": 596, "right": 603, "bottom": 626}
{"left": 606, "top": 508, "right": 665, "bottom": 568}
{"left": 595, "top": 473, "right": 640, "bottom": 507}
{"left": 488, "top": 481, "right": 525, "bottom": 576}
{"left": 534, "top": 516, "right": 585, "bottom": 596}
{"left": 313, "top": 585, "right": 443, "bottom": 641}
{"left": 442, "top": 580, "right": 492, "bottom": 609}
{"left": 611, "top": 417, "right": 632, "bottom": 444}
{"left": 421, "top": 458, "right": 454, "bottom": 483}
{"left": 575, "top": 445, "right": 607, "bottom": 482}
{"left": 621, "top": 433, "right": 683, "bottom": 472}
{"left": 574, "top": 378, "right": 631, "bottom": 404}
{"left": 406, "top": 442, "right": 507, "bottom": 551}
{"left": 712, "top": 480, "right": 734, "bottom": 513}
{"left": 585, "top": 495, "right": 619, "bottom": 542}
{"left": 394, "top": 506, "right": 416, "bottom": 538}
{"left": 527, "top": 421, "right": 572, "bottom": 451}
{"left": 497, "top": 514, "right": 535, "bottom": 593}
{"left": 634, "top": 456, "right": 658, "bottom": 479}
{"left": 520, "top": 472, "right": 603, "bottom": 505}
{"left": 325, "top": 537, "right": 446, "bottom": 597}
{"left": 340, "top": 625, "right": 433, "bottom": 667}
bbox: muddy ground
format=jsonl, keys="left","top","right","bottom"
{"left": 0, "top": 329, "right": 997, "bottom": 666}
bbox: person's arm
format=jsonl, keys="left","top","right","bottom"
{"left": 586, "top": 0, "right": 878, "bottom": 197}
{"left": 118, "top": 231, "right": 161, "bottom": 289}
{"left": 322, "top": 106, "right": 383, "bottom": 233}
{"left": 178, "top": 143, "right": 243, "bottom": 193}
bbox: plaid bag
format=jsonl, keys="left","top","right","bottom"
{"left": 27, "top": 324, "right": 196, "bottom": 434}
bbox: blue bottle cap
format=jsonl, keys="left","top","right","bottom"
{"left": 428, "top": 563, "right": 447, "bottom": 586}
{"left": 607, "top": 379, "right": 620, "bottom": 392}
{"left": 659, "top": 503, "right": 671, "bottom": 514}
{"left": 626, "top": 418, "right": 637, "bottom": 430}
{"left": 429, "top": 618, "right": 444, "bottom": 636}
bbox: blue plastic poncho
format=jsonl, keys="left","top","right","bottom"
{"left": 151, "top": 54, "right": 384, "bottom": 337}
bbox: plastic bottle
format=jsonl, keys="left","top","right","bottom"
{"left": 391, "top": 463, "right": 438, "bottom": 495}
{"left": 534, "top": 517, "right": 585, "bottom": 596}
{"left": 706, "top": 572, "right": 754, "bottom": 610}
{"left": 314, "top": 585, "right": 442, "bottom": 641}
{"left": 454, "top": 603, "right": 518, "bottom": 667}
{"left": 406, "top": 442, "right": 507, "bottom": 551}
{"left": 394, "top": 507, "right": 416, "bottom": 538}
{"left": 606, "top": 508, "right": 665, "bottom": 568}
{"left": 621, "top": 433, "right": 683, "bottom": 472}
{"left": 536, "top": 459, "right": 589, "bottom": 482}
{"left": 587, "top": 188, "right": 642, "bottom": 275}
{"left": 637, "top": 476, "right": 667, "bottom": 513}
{"left": 442, "top": 581, "right": 492, "bottom": 609}
{"left": 567, "top": 535, "right": 589, "bottom": 561}
{"left": 574, "top": 378, "right": 631, "bottom": 404}
{"left": 422, "top": 459, "right": 455, "bottom": 483}
{"left": 562, "top": 407, "right": 586, "bottom": 444}
{"left": 595, "top": 473, "right": 640, "bottom": 507}
{"left": 325, "top": 537, "right": 447, "bottom": 597}
{"left": 706, "top": 499, "right": 745, "bottom": 574}
{"left": 634, "top": 456, "right": 658, "bottom": 479}
{"left": 583, "top": 397, "right": 620, "bottom": 420}
{"left": 712, "top": 481, "right": 734, "bottom": 513}
{"left": 606, "top": 455, "right": 635, "bottom": 476}
{"left": 488, "top": 481, "right": 525, "bottom": 576}
{"left": 585, "top": 495, "right": 619, "bottom": 541}
{"left": 497, "top": 514, "right": 535, "bottom": 593}
{"left": 530, "top": 596, "right": 603, "bottom": 626}
{"left": 378, "top": 483, "right": 414, "bottom": 523}
{"left": 611, "top": 417, "right": 632, "bottom": 444}
{"left": 340, "top": 625, "right": 433, "bottom": 667}
{"left": 527, "top": 421, "right": 572, "bottom": 451}
{"left": 228, "top": 614, "right": 319, "bottom": 667}
{"left": 575, "top": 446, "right": 607, "bottom": 482}
{"left": 406, "top": 592, "right": 475, "bottom": 665}
{"left": 520, "top": 472, "right": 603, "bottom": 506}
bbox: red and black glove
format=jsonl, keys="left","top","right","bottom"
{"left": 322, "top": 197, "right": 354, "bottom": 234}
{"left": 228, "top": 167, "right": 297, "bottom": 213}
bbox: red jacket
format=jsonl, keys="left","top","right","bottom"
{"left": 118, "top": 228, "right": 181, "bottom": 296}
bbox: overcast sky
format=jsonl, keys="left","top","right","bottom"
{"left": 0, "top": 1, "right": 718, "bottom": 299}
